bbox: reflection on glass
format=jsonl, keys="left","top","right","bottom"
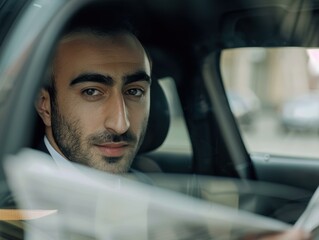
{"left": 5, "top": 151, "right": 312, "bottom": 240}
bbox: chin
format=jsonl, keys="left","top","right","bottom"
{"left": 91, "top": 158, "right": 130, "bottom": 174}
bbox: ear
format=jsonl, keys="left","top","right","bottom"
{"left": 35, "top": 89, "right": 52, "bottom": 127}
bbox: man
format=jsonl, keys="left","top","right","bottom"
{"left": 31, "top": 11, "right": 311, "bottom": 240}
{"left": 35, "top": 20, "right": 151, "bottom": 175}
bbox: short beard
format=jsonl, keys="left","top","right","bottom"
{"left": 50, "top": 101, "right": 90, "bottom": 164}
{"left": 49, "top": 96, "right": 148, "bottom": 173}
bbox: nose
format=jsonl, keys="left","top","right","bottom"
{"left": 104, "top": 92, "right": 130, "bottom": 135}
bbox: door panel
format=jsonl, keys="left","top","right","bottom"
{"left": 253, "top": 154, "right": 319, "bottom": 191}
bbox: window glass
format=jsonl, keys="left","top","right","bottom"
{"left": 0, "top": 0, "right": 26, "bottom": 47}
{"left": 0, "top": 0, "right": 64, "bottom": 118}
{"left": 221, "top": 47, "right": 319, "bottom": 158}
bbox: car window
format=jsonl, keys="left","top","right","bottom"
{"left": 221, "top": 47, "right": 319, "bottom": 159}
{"left": 0, "top": 0, "right": 27, "bottom": 48}
{"left": 0, "top": 0, "right": 67, "bottom": 159}
{"left": 3, "top": 1, "right": 319, "bottom": 239}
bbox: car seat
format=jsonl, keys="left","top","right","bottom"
{"left": 132, "top": 77, "right": 171, "bottom": 172}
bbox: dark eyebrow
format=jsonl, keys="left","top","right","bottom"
{"left": 123, "top": 71, "right": 151, "bottom": 85}
{"left": 70, "top": 73, "right": 114, "bottom": 86}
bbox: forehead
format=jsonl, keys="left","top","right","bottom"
{"left": 53, "top": 32, "right": 150, "bottom": 80}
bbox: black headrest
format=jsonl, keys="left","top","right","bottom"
{"left": 138, "top": 79, "right": 170, "bottom": 154}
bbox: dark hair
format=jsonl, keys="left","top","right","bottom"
{"left": 45, "top": 4, "right": 143, "bottom": 101}
{"left": 63, "top": 4, "right": 136, "bottom": 38}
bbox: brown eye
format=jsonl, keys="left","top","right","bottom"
{"left": 82, "top": 88, "right": 102, "bottom": 96}
{"left": 126, "top": 88, "right": 144, "bottom": 97}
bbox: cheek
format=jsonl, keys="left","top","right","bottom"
{"left": 128, "top": 102, "right": 150, "bottom": 133}
{"left": 57, "top": 96, "right": 101, "bottom": 133}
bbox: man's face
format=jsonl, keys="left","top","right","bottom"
{"left": 39, "top": 32, "right": 151, "bottom": 174}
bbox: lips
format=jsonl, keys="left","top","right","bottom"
{"left": 95, "top": 142, "right": 129, "bottom": 157}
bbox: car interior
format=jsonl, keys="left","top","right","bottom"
{"left": 2, "top": 0, "right": 319, "bottom": 238}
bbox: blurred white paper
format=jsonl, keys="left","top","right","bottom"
{"left": 5, "top": 148, "right": 292, "bottom": 240}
